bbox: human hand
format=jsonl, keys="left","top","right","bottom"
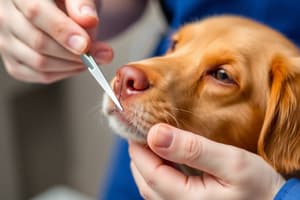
{"left": 129, "top": 123, "right": 285, "bottom": 200}
{"left": 0, "top": 0, "right": 113, "bottom": 83}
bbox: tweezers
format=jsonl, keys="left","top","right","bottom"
{"left": 80, "top": 53, "right": 123, "bottom": 111}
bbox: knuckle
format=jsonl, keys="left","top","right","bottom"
{"left": 140, "top": 171, "right": 157, "bottom": 199}
{"left": 5, "top": 65, "right": 16, "bottom": 77}
{"left": 183, "top": 135, "right": 203, "bottom": 163}
{"left": 5, "top": 63, "right": 21, "bottom": 79}
{"left": 39, "top": 73, "right": 54, "bottom": 84}
{"left": 24, "top": 2, "right": 40, "bottom": 21}
{"left": 229, "top": 149, "right": 248, "bottom": 172}
{"left": 52, "top": 21, "right": 68, "bottom": 38}
{"left": 32, "top": 32, "right": 47, "bottom": 51}
{"left": 33, "top": 55, "right": 47, "bottom": 71}
{"left": 145, "top": 175, "right": 156, "bottom": 189}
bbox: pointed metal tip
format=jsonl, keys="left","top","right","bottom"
{"left": 109, "top": 93, "right": 123, "bottom": 111}
{"left": 117, "top": 104, "right": 124, "bottom": 111}
{"left": 115, "top": 100, "right": 124, "bottom": 111}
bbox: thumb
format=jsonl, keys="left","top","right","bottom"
{"left": 65, "top": 0, "right": 99, "bottom": 28}
{"left": 147, "top": 123, "right": 248, "bottom": 183}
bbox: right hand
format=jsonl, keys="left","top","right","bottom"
{"left": 0, "top": 0, "right": 114, "bottom": 83}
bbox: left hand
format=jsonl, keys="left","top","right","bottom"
{"left": 129, "top": 123, "right": 285, "bottom": 200}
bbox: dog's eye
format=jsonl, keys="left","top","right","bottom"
{"left": 210, "top": 68, "right": 234, "bottom": 84}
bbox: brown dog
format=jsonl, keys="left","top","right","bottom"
{"left": 102, "top": 15, "right": 300, "bottom": 176}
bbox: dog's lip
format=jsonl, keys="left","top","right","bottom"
{"left": 106, "top": 102, "right": 125, "bottom": 115}
{"left": 108, "top": 107, "right": 148, "bottom": 139}
{"left": 108, "top": 108, "right": 131, "bottom": 126}
{"left": 107, "top": 107, "right": 119, "bottom": 115}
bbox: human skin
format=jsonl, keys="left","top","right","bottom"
{"left": 0, "top": 0, "right": 148, "bottom": 83}
{"left": 129, "top": 123, "right": 285, "bottom": 200}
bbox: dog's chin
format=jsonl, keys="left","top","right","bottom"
{"left": 107, "top": 112, "right": 148, "bottom": 144}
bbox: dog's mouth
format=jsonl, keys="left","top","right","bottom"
{"left": 102, "top": 82, "right": 179, "bottom": 143}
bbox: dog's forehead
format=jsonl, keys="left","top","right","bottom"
{"left": 178, "top": 17, "right": 263, "bottom": 42}
{"left": 173, "top": 18, "right": 261, "bottom": 61}
{"left": 175, "top": 16, "right": 299, "bottom": 59}
{"left": 181, "top": 16, "right": 296, "bottom": 43}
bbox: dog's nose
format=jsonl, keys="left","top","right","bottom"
{"left": 114, "top": 65, "right": 150, "bottom": 99}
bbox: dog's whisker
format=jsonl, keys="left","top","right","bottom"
{"left": 164, "top": 113, "right": 171, "bottom": 125}
{"left": 164, "top": 109, "right": 180, "bottom": 128}
{"left": 88, "top": 102, "right": 103, "bottom": 116}
{"left": 171, "top": 107, "right": 193, "bottom": 114}
{"left": 176, "top": 118, "right": 196, "bottom": 131}
{"left": 123, "top": 105, "right": 148, "bottom": 139}
{"left": 170, "top": 106, "right": 205, "bottom": 120}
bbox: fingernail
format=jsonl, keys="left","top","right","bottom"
{"left": 68, "top": 35, "right": 87, "bottom": 53}
{"left": 153, "top": 125, "right": 174, "bottom": 148}
{"left": 80, "top": 5, "right": 97, "bottom": 17}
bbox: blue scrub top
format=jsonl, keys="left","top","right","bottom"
{"left": 99, "top": 1, "right": 300, "bottom": 199}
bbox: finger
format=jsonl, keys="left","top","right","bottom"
{"left": 89, "top": 41, "right": 114, "bottom": 64}
{"left": 65, "top": 0, "right": 99, "bottom": 28}
{"left": 9, "top": 4, "right": 80, "bottom": 62}
{"left": 2, "top": 54, "right": 83, "bottom": 83}
{"left": 13, "top": 0, "right": 90, "bottom": 54}
{"left": 129, "top": 142, "right": 205, "bottom": 200}
{"left": 9, "top": 3, "right": 78, "bottom": 61}
{"left": 130, "top": 162, "right": 163, "bottom": 200}
{"left": 0, "top": 2, "right": 15, "bottom": 36}
{"left": 147, "top": 124, "right": 251, "bottom": 184}
{"left": 8, "top": 5, "right": 112, "bottom": 65}
{"left": 2, "top": 35, "right": 84, "bottom": 72}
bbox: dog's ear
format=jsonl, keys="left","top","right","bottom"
{"left": 258, "top": 55, "right": 300, "bottom": 175}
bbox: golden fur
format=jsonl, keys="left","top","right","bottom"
{"left": 102, "top": 16, "right": 300, "bottom": 176}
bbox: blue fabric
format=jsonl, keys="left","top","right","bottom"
{"left": 100, "top": 1, "right": 300, "bottom": 199}
{"left": 99, "top": 137, "right": 143, "bottom": 200}
{"left": 274, "top": 178, "right": 300, "bottom": 200}
{"left": 155, "top": 0, "right": 300, "bottom": 55}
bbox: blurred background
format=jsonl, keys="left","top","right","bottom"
{"left": 0, "top": 1, "right": 165, "bottom": 199}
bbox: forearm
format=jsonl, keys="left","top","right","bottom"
{"left": 96, "top": 0, "right": 149, "bottom": 40}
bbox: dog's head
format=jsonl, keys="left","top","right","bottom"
{"left": 102, "top": 16, "right": 300, "bottom": 175}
